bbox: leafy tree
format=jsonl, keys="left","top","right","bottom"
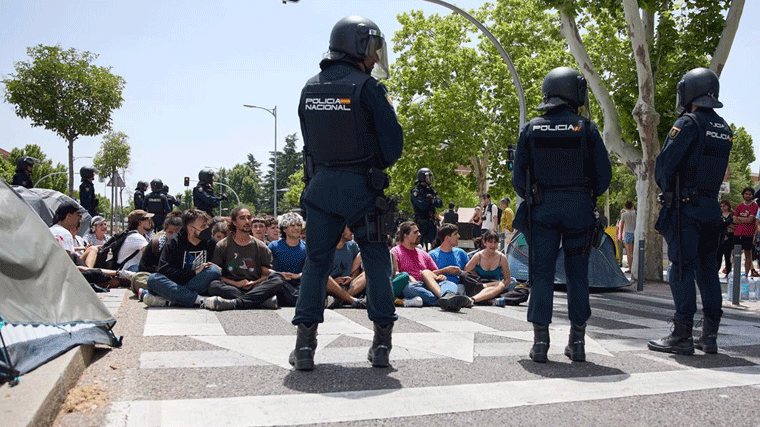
{"left": 282, "top": 169, "right": 304, "bottom": 213}
{"left": 0, "top": 144, "right": 67, "bottom": 192}
{"left": 723, "top": 125, "right": 755, "bottom": 207}
{"left": 225, "top": 162, "right": 262, "bottom": 211}
{"left": 537, "top": 0, "right": 744, "bottom": 280}
{"left": 262, "top": 132, "right": 302, "bottom": 215}
{"left": 2, "top": 44, "right": 125, "bottom": 196}
{"left": 93, "top": 131, "right": 131, "bottom": 230}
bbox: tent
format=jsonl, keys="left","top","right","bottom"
{"left": 0, "top": 180, "right": 119, "bottom": 384}
{"left": 505, "top": 230, "right": 630, "bottom": 289}
{"left": 12, "top": 186, "right": 92, "bottom": 236}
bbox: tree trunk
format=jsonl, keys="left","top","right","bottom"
{"left": 710, "top": 0, "right": 745, "bottom": 76}
{"left": 67, "top": 138, "right": 74, "bottom": 197}
{"left": 469, "top": 151, "right": 489, "bottom": 198}
{"left": 623, "top": 1, "right": 662, "bottom": 281}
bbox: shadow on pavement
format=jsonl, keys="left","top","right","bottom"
{"left": 518, "top": 359, "right": 629, "bottom": 380}
{"left": 283, "top": 364, "right": 402, "bottom": 395}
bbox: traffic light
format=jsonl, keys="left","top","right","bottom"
{"left": 507, "top": 145, "right": 515, "bottom": 171}
{"left": 184, "top": 176, "right": 190, "bottom": 186}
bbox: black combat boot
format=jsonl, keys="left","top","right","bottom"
{"left": 368, "top": 322, "right": 393, "bottom": 368}
{"left": 564, "top": 323, "right": 586, "bottom": 362}
{"left": 647, "top": 318, "right": 694, "bottom": 355}
{"left": 694, "top": 317, "right": 720, "bottom": 354}
{"left": 529, "top": 323, "right": 550, "bottom": 363}
{"left": 289, "top": 323, "right": 318, "bottom": 371}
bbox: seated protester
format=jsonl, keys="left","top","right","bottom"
{"left": 141, "top": 208, "right": 225, "bottom": 309}
{"left": 264, "top": 215, "right": 279, "bottom": 244}
{"left": 326, "top": 226, "right": 366, "bottom": 309}
{"left": 84, "top": 215, "right": 109, "bottom": 246}
{"left": 205, "top": 207, "right": 286, "bottom": 310}
{"left": 139, "top": 212, "right": 183, "bottom": 273}
{"left": 267, "top": 212, "right": 306, "bottom": 306}
{"left": 251, "top": 215, "right": 267, "bottom": 242}
{"left": 428, "top": 223, "right": 469, "bottom": 291}
{"left": 212, "top": 220, "right": 228, "bottom": 241}
{"left": 118, "top": 210, "right": 154, "bottom": 272}
{"left": 390, "top": 221, "right": 470, "bottom": 311}
{"left": 464, "top": 229, "right": 510, "bottom": 306}
{"left": 50, "top": 201, "right": 99, "bottom": 267}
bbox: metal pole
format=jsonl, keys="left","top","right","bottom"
{"left": 34, "top": 171, "right": 69, "bottom": 188}
{"left": 732, "top": 244, "right": 742, "bottom": 305}
{"left": 636, "top": 238, "right": 645, "bottom": 292}
{"left": 421, "top": 0, "right": 526, "bottom": 127}
{"left": 243, "top": 104, "right": 278, "bottom": 216}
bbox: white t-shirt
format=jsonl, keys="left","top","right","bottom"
{"left": 481, "top": 203, "right": 499, "bottom": 232}
{"left": 117, "top": 232, "right": 149, "bottom": 270}
{"left": 50, "top": 224, "right": 75, "bottom": 254}
{"left": 621, "top": 209, "right": 637, "bottom": 234}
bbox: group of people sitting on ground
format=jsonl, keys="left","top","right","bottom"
{"left": 49, "top": 202, "right": 523, "bottom": 312}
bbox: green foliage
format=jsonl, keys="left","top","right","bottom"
{"left": 0, "top": 144, "right": 67, "bottom": 192}
{"left": 723, "top": 125, "right": 756, "bottom": 207}
{"left": 93, "top": 131, "right": 131, "bottom": 180}
{"left": 219, "top": 162, "right": 262, "bottom": 212}
{"left": 262, "top": 132, "right": 302, "bottom": 214}
{"left": 2, "top": 44, "right": 125, "bottom": 193}
{"left": 282, "top": 169, "right": 304, "bottom": 213}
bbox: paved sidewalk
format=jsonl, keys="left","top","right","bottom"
{"left": 0, "top": 289, "right": 127, "bottom": 427}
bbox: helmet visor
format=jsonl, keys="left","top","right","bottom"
{"left": 366, "top": 31, "right": 389, "bottom": 80}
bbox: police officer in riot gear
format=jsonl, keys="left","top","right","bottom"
{"left": 163, "top": 184, "right": 181, "bottom": 210}
{"left": 144, "top": 179, "right": 171, "bottom": 232}
{"left": 648, "top": 68, "right": 732, "bottom": 356}
{"left": 79, "top": 166, "right": 100, "bottom": 217}
{"left": 512, "top": 67, "right": 611, "bottom": 363}
{"left": 134, "top": 181, "right": 148, "bottom": 209}
{"left": 193, "top": 169, "right": 224, "bottom": 216}
{"left": 291, "top": 15, "right": 402, "bottom": 371}
{"left": 411, "top": 168, "right": 442, "bottom": 249}
{"left": 12, "top": 156, "right": 39, "bottom": 188}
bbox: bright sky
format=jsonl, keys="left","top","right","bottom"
{"left": 1, "top": 0, "right": 758, "bottom": 202}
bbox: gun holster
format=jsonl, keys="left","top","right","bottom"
{"left": 530, "top": 183, "right": 543, "bottom": 206}
{"left": 367, "top": 167, "right": 389, "bottom": 192}
{"left": 363, "top": 196, "right": 397, "bottom": 243}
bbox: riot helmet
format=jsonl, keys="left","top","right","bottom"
{"left": 416, "top": 168, "right": 434, "bottom": 186}
{"left": 80, "top": 166, "right": 98, "bottom": 180}
{"left": 136, "top": 180, "right": 148, "bottom": 191}
{"left": 150, "top": 179, "right": 163, "bottom": 193}
{"left": 16, "top": 156, "right": 39, "bottom": 172}
{"left": 199, "top": 168, "right": 215, "bottom": 184}
{"left": 162, "top": 184, "right": 169, "bottom": 194}
{"left": 326, "top": 16, "right": 390, "bottom": 79}
{"left": 537, "top": 67, "right": 588, "bottom": 112}
{"left": 676, "top": 67, "right": 722, "bottom": 112}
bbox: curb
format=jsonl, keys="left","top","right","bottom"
{"left": 1, "top": 344, "right": 94, "bottom": 427}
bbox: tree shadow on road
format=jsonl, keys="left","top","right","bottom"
{"left": 283, "top": 364, "right": 402, "bottom": 395}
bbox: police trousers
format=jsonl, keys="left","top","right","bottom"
{"left": 293, "top": 170, "right": 397, "bottom": 327}
{"left": 525, "top": 192, "right": 594, "bottom": 326}
{"left": 663, "top": 203, "right": 723, "bottom": 324}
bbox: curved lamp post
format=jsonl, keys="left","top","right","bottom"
{"left": 243, "top": 104, "right": 278, "bottom": 216}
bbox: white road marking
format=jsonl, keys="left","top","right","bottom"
{"left": 143, "top": 308, "right": 226, "bottom": 336}
{"left": 192, "top": 334, "right": 341, "bottom": 369}
{"left": 140, "top": 350, "right": 269, "bottom": 369}
{"left": 107, "top": 366, "right": 760, "bottom": 427}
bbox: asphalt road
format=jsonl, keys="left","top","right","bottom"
{"left": 53, "top": 283, "right": 760, "bottom": 427}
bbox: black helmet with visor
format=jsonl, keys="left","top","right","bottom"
{"left": 326, "top": 16, "right": 390, "bottom": 80}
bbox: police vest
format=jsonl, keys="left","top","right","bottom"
{"left": 145, "top": 193, "right": 166, "bottom": 215}
{"left": 134, "top": 191, "right": 145, "bottom": 210}
{"left": 299, "top": 70, "right": 377, "bottom": 167}
{"left": 528, "top": 115, "right": 589, "bottom": 190}
{"left": 680, "top": 111, "right": 732, "bottom": 197}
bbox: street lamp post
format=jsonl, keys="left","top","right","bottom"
{"left": 243, "top": 104, "right": 278, "bottom": 216}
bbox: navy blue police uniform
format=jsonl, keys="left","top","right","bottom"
{"left": 411, "top": 183, "right": 442, "bottom": 247}
{"left": 512, "top": 107, "right": 611, "bottom": 327}
{"left": 294, "top": 58, "right": 403, "bottom": 328}
{"left": 12, "top": 170, "right": 33, "bottom": 188}
{"left": 654, "top": 109, "right": 732, "bottom": 329}
{"left": 134, "top": 190, "right": 146, "bottom": 210}
{"left": 193, "top": 182, "right": 222, "bottom": 217}
{"left": 145, "top": 191, "right": 171, "bottom": 232}
{"left": 79, "top": 180, "right": 99, "bottom": 217}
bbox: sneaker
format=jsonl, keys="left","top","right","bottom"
{"left": 437, "top": 293, "right": 470, "bottom": 312}
{"left": 138, "top": 288, "right": 148, "bottom": 302}
{"left": 492, "top": 297, "right": 506, "bottom": 307}
{"left": 201, "top": 296, "right": 237, "bottom": 311}
{"left": 116, "top": 269, "right": 135, "bottom": 280}
{"left": 326, "top": 296, "right": 343, "bottom": 309}
{"left": 142, "top": 291, "right": 170, "bottom": 307}
{"left": 351, "top": 298, "right": 367, "bottom": 309}
{"left": 465, "top": 296, "right": 475, "bottom": 308}
{"left": 260, "top": 296, "right": 279, "bottom": 310}
{"left": 394, "top": 298, "right": 405, "bottom": 307}
{"left": 403, "top": 296, "right": 423, "bottom": 307}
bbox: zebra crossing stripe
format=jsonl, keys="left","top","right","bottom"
{"left": 107, "top": 366, "right": 760, "bottom": 427}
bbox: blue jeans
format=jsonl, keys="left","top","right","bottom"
{"left": 147, "top": 265, "right": 222, "bottom": 307}
{"left": 402, "top": 280, "right": 458, "bottom": 306}
{"left": 294, "top": 170, "right": 397, "bottom": 327}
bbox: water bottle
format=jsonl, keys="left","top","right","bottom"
{"left": 749, "top": 278, "right": 759, "bottom": 301}
{"left": 740, "top": 274, "right": 750, "bottom": 300}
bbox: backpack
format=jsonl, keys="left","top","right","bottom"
{"left": 94, "top": 230, "right": 140, "bottom": 270}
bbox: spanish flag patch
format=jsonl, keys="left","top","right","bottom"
{"left": 668, "top": 126, "right": 681, "bottom": 139}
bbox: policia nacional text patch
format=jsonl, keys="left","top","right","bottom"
{"left": 668, "top": 126, "right": 681, "bottom": 139}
